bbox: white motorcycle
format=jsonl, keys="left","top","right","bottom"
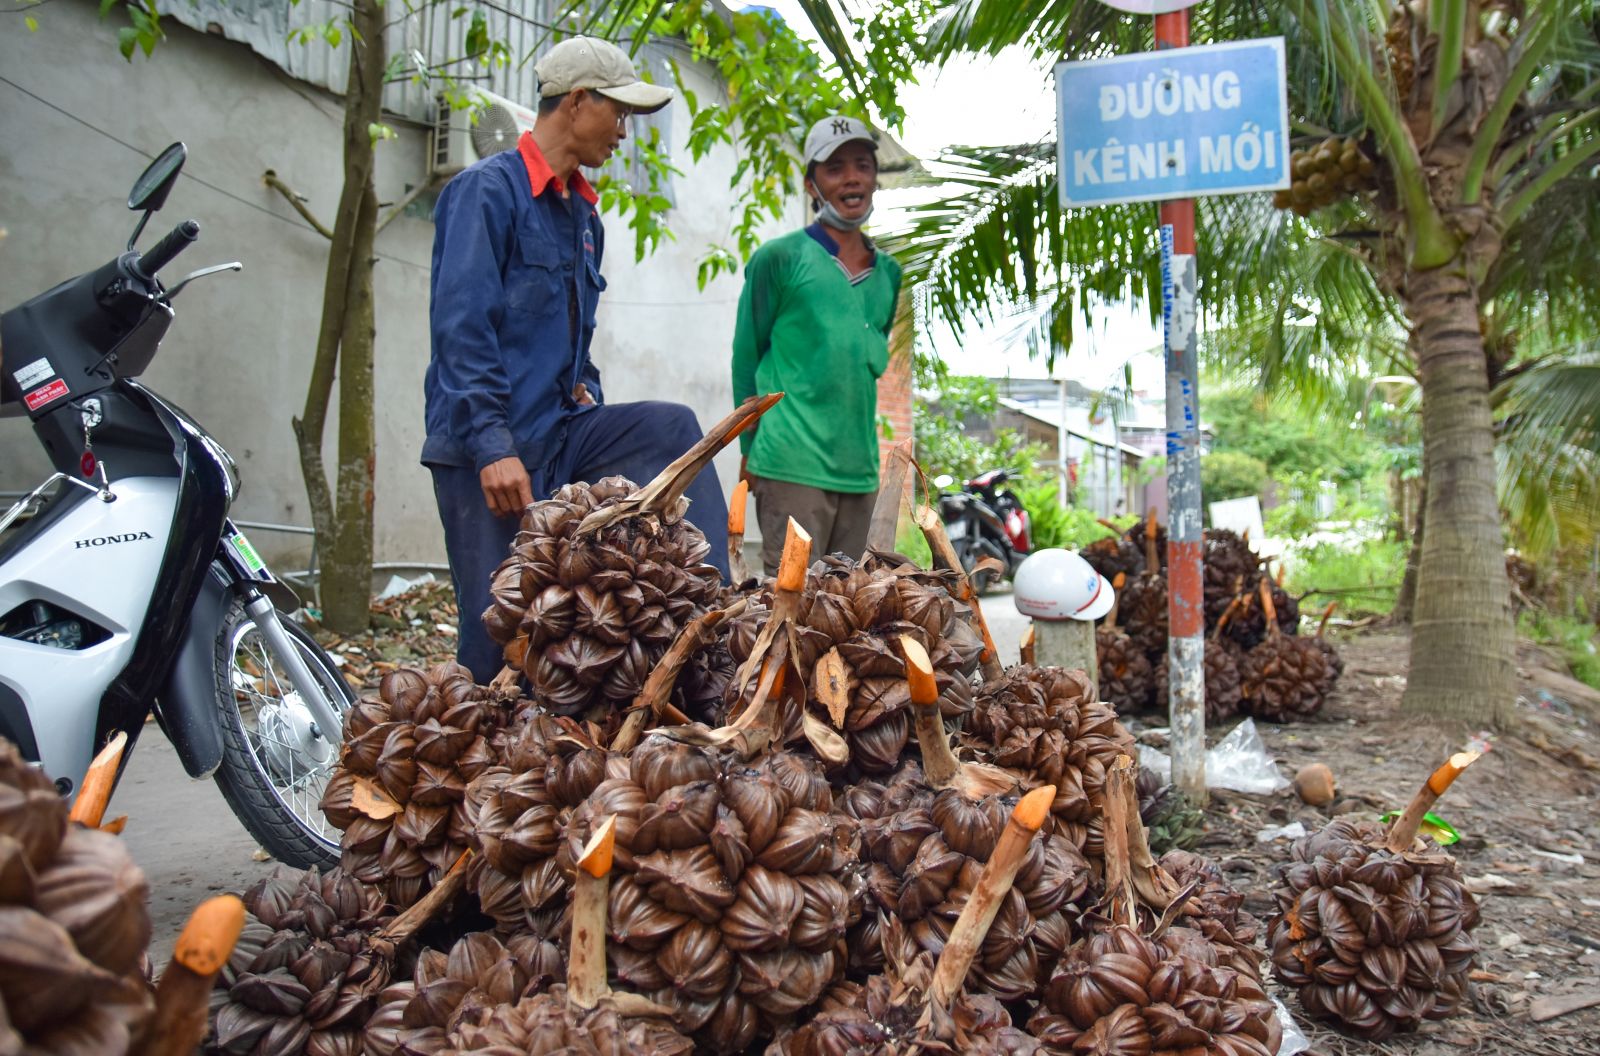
{"left": 0, "top": 143, "right": 351, "bottom": 867}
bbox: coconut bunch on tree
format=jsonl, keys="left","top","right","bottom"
{"left": 1269, "top": 752, "right": 1483, "bottom": 1040}
{"left": 1027, "top": 760, "right": 1279, "bottom": 1056}
{"left": 960, "top": 664, "right": 1136, "bottom": 858}
{"left": 0, "top": 738, "right": 154, "bottom": 1054}
{"left": 205, "top": 865, "right": 395, "bottom": 1056}
{"left": 1273, "top": 134, "right": 1379, "bottom": 215}
{"left": 719, "top": 549, "right": 985, "bottom": 776}
{"left": 319, "top": 664, "right": 511, "bottom": 908}
{"left": 481, "top": 397, "right": 780, "bottom": 724}
{"left": 782, "top": 788, "right": 1062, "bottom": 1056}
{"left": 540, "top": 733, "right": 858, "bottom": 1054}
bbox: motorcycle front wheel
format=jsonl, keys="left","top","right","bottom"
{"left": 211, "top": 596, "right": 353, "bottom": 869}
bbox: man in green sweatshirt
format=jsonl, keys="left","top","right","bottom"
{"left": 731, "top": 114, "right": 904, "bottom": 574}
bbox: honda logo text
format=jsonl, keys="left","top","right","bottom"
{"left": 74, "top": 532, "right": 154, "bottom": 548}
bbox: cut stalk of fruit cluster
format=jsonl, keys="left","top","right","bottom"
{"left": 145, "top": 895, "right": 246, "bottom": 1056}
{"left": 727, "top": 479, "right": 750, "bottom": 585}
{"left": 902, "top": 635, "right": 1018, "bottom": 799}
{"left": 928, "top": 785, "right": 1055, "bottom": 1008}
{"left": 913, "top": 504, "right": 1002, "bottom": 682}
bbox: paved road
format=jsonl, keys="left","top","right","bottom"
{"left": 979, "top": 581, "right": 1029, "bottom": 668}
{"left": 116, "top": 730, "right": 279, "bottom": 963}
{"left": 120, "top": 584, "right": 1035, "bottom": 960}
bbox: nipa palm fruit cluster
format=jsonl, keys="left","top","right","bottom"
{"left": 460, "top": 708, "right": 611, "bottom": 941}
{"left": 363, "top": 931, "right": 569, "bottom": 1054}
{"left": 1029, "top": 924, "right": 1281, "bottom": 1055}
{"left": 722, "top": 553, "right": 985, "bottom": 776}
{"left": 1268, "top": 776, "right": 1481, "bottom": 1041}
{"left": 440, "top": 983, "right": 693, "bottom": 1055}
{"left": 779, "top": 918, "right": 1046, "bottom": 1056}
{"left": 0, "top": 739, "right": 153, "bottom": 1054}
{"left": 482, "top": 478, "right": 726, "bottom": 722}
{"left": 840, "top": 764, "right": 1091, "bottom": 998}
{"left": 206, "top": 866, "right": 394, "bottom": 1056}
{"left": 552, "top": 735, "right": 858, "bottom": 1054}
{"left": 1272, "top": 135, "right": 1377, "bottom": 215}
{"left": 961, "top": 665, "right": 1135, "bottom": 857}
{"left": 320, "top": 664, "right": 511, "bottom": 908}
{"left": 1093, "top": 518, "right": 1341, "bottom": 722}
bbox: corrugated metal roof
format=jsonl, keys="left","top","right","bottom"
{"left": 155, "top": 0, "right": 675, "bottom": 194}
{"left": 156, "top": 0, "right": 550, "bottom": 122}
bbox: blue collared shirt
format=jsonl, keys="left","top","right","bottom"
{"left": 423, "top": 133, "right": 607, "bottom": 474}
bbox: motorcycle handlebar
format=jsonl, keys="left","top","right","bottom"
{"left": 135, "top": 219, "right": 200, "bottom": 280}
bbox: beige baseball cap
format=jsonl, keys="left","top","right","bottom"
{"left": 535, "top": 36, "right": 673, "bottom": 114}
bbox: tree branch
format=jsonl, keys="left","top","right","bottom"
{"left": 1286, "top": 0, "right": 1455, "bottom": 268}
{"left": 262, "top": 170, "right": 335, "bottom": 241}
{"left": 1502, "top": 132, "right": 1600, "bottom": 225}
{"left": 1461, "top": 7, "right": 1561, "bottom": 203}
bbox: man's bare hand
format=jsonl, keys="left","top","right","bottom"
{"left": 479, "top": 456, "right": 532, "bottom": 518}
{"left": 572, "top": 383, "right": 596, "bottom": 406}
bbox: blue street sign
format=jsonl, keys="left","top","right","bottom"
{"left": 1055, "top": 38, "right": 1290, "bottom": 206}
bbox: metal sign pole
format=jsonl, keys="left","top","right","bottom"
{"left": 1155, "top": 7, "right": 1207, "bottom": 805}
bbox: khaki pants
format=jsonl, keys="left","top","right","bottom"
{"left": 751, "top": 476, "right": 877, "bottom": 575}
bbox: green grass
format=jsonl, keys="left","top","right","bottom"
{"left": 1520, "top": 609, "right": 1600, "bottom": 691}
{"left": 1283, "top": 538, "right": 1407, "bottom": 621}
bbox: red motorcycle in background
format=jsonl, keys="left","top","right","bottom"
{"left": 933, "top": 468, "right": 1032, "bottom": 594}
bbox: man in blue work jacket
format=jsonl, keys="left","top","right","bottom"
{"left": 424, "top": 37, "right": 731, "bottom": 682}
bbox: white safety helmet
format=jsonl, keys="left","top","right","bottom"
{"left": 1012, "top": 549, "right": 1116, "bottom": 622}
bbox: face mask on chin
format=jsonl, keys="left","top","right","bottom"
{"left": 816, "top": 198, "right": 873, "bottom": 230}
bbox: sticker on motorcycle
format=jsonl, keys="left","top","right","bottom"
{"left": 946, "top": 519, "right": 969, "bottom": 540}
{"left": 23, "top": 378, "right": 70, "bottom": 412}
{"left": 12, "top": 357, "right": 55, "bottom": 390}
{"left": 225, "top": 529, "right": 274, "bottom": 583}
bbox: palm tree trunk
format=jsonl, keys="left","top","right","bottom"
{"left": 1400, "top": 266, "right": 1515, "bottom": 726}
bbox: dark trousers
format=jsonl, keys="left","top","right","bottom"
{"left": 750, "top": 475, "right": 876, "bottom": 576}
{"left": 430, "top": 401, "right": 730, "bottom": 682}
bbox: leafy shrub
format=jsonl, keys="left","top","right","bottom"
{"left": 1201, "top": 450, "right": 1269, "bottom": 502}
{"left": 1283, "top": 538, "right": 1407, "bottom": 620}
{"left": 1018, "top": 481, "right": 1121, "bottom": 552}
{"left": 1520, "top": 610, "right": 1600, "bottom": 691}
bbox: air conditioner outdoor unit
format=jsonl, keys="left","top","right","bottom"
{"left": 431, "top": 88, "right": 537, "bottom": 178}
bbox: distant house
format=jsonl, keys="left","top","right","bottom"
{"left": 0, "top": 0, "right": 829, "bottom": 568}
{"left": 958, "top": 374, "right": 1212, "bottom": 520}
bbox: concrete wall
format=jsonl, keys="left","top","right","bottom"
{"left": 0, "top": 0, "right": 802, "bottom": 570}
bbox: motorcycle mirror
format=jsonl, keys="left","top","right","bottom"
{"left": 933, "top": 474, "right": 955, "bottom": 490}
{"left": 128, "top": 142, "right": 187, "bottom": 212}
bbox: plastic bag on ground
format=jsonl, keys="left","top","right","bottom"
{"left": 1138, "top": 718, "right": 1290, "bottom": 795}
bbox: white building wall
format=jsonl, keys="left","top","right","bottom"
{"left": 0, "top": 0, "right": 801, "bottom": 569}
